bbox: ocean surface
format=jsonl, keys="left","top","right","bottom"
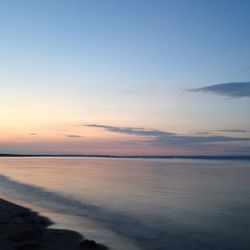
{"left": 0, "top": 157, "right": 250, "bottom": 250}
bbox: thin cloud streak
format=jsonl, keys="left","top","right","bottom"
{"left": 189, "top": 82, "right": 250, "bottom": 98}
{"left": 216, "top": 129, "right": 250, "bottom": 133}
{"left": 85, "top": 124, "right": 250, "bottom": 147}
{"left": 85, "top": 124, "right": 174, "bottom": 137}
{"left": 66, "top": 134, "right": 82, "bottom": 138}
{"left": 147, "top": 134, "right": 250, "bottom": 147}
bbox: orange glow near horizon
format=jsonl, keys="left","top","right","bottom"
{"left": 0, "top": 121, "right": 249, "bottom": 155}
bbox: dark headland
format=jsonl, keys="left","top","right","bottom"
{"left": 0, "top": 198, "right": 108, "bottom": 250}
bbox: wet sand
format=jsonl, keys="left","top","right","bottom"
{"left": 0, "top": 198, "right": 108, "bottom": 250}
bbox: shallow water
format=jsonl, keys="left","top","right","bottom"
{"left": 0, "top": 157, "right": 250, "bottom": 250}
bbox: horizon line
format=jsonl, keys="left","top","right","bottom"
{"left": 0, "top": 153, "right": 249, "bottom": 160}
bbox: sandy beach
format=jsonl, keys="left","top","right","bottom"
{"left": 0, "top": 198, "right": 108, "bottom": 250}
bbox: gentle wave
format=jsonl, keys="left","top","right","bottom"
{"left": 0, "top": 174, "right": 206, "bottom": 250}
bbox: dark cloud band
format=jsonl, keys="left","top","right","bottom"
{"left": 85, "top": 124, "right": 174, "bottom": 137}
{"left": 190, "top": 82, "right": 250, "bottom": 98}
{"left": 217, "top": 129, "right": 250, "bottom": 133}
{"left": 85, "top": 124, "right": 250, "bottom": 147}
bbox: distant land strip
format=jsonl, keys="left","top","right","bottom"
{"left": 0, "top": 154, "right": 249, "bottom": 160}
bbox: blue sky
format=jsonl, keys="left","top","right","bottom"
{"left": 0, "top": 0, "right": 249, "bottom": 154}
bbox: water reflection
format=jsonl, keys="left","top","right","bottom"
{"left": 0, "top": 157, "right": 250, "bottom": 250}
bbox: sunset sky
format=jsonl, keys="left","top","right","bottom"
{"left": 0, "top": 0, "right": 250, "bottom": 155}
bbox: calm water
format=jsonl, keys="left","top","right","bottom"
{"left": 0, "top": 157, "right": 250, "bottom": 250}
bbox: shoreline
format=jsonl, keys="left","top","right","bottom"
{"left": 0, "top": 198, "right": 108, "bottom": 250}
{"left": 0, "top": 154, "right": 249, "bottom": 160}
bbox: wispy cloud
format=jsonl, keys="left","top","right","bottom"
{"left": 189, "top": 82, "right": 250, "bottom": 98}
{"left": 148, "top": 134, "right": 250, "bottom": 147}
{"left": 217, "top": 129, "right": 250, "bottom": 133}
{"left": 85, "top": 124, "right": 250, "bottom": 147}
{"left": 85, "top": 124, "right": 174, "bottom": 137}
{"left": 194, "top": 132, "right": 211, "bottom": 135}
{"left": 66, "top": 134, "right": 82, "bottom": 138}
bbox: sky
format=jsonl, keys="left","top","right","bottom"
{"left": 0, "top": 0, "right": 250, "bottom": 155}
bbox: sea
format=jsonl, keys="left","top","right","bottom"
{"left": 0, "top": 157, "right": 249, "bottom": 250}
